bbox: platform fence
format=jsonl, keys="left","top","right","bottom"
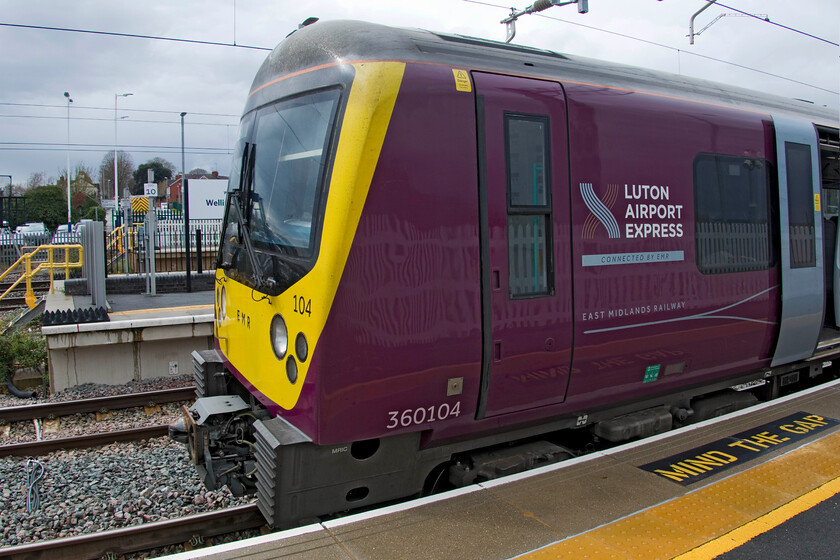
{"left": 105, "top": 218, "right": 222, "bottom": 276}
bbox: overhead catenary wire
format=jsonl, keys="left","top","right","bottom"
{"left": 0, "top": 141, "right": 230, "bottom": 152}
{"left": 0, "top": 21, "right": 272, "bottom": 51}
{"left": 0, "top": 102, "right": 240, "bottom": 119}
{"left": 710, "top": 0, "right": 838, "bottom": 47}
{"left": 0, "top": 147, "right": 232, "bottom": 156}
{"left": 0, "top": 114, "right": 236, "bottom": 128}
{"left": 463, "top": 0, "right": 839, "bottom": 96}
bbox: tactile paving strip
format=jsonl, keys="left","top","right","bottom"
{"left": 519, "top": 430, "right": 840, "bottom": 560}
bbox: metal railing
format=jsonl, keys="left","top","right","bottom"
{"left": 0, "top": 233, "right": 51, "bottom": 268}
{"left": 106, "top": 219, "right": 221, "bottom": 276}
{"left": 0, "top": 244, "right": 84, "bottom": 308}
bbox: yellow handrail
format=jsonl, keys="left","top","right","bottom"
{"left": 106, "top": 223, "right": 143, "bottom": 256}
{"left": 0, "top": 244, "right": 84, "bottom": 309}
{"left": 107, "top": 225, "right": 125, "bottom": 253}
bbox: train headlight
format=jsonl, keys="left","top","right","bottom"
{"left": 219, "top": 287, "right": 226, "bottom": 322}
{"left": 270, "top": 314, "right": 288, "bottom": 360}
{"left": 295, "top": 333, "right": 308, "bottom": 362}
{"left": 286, "top": 357, "right": 298, "bottom": 384}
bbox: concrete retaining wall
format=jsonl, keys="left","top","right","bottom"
{"left": 43, "top": 314, "right": 214, "bottom": 393}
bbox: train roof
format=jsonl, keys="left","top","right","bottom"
{"left": 252, "top": 19, "right": 838, "bottom": 129}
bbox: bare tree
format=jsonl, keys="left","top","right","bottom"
{"left": 25, "top": 172, "right": 46, "bottom": 191}
{"left": 99, "top": 151, "right": 135, "bottom": 201}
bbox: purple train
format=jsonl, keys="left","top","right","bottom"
{"left": 174, "top": 20, "right": 840, "bottom": 527}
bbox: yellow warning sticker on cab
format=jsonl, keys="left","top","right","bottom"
{"left": 640, "top": 412, "right": 838, "bottom": 485}
{"left": 452, "top": 69, "right": 471, "bottom": 92}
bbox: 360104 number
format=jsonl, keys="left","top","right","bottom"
{"left": 386, "top": 402, "right": 461, "bottom": 429}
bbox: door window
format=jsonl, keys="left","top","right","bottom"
{"left": 505, "top": 114, "right": 553, "bottom": 297}
{"left": 784, "top": 142, "right": 816, "bottom": 268}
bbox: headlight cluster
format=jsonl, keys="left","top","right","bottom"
{"left": 270, "top": 314, "right": 309, "bottom": 384}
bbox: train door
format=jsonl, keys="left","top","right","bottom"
{"left": 473, "top": 72, "right": 573, "bottom": 419}
{"left": 818, "top": 126, "right": 840, "bottom": 327}
{"left": 771, "top": 116, "right": 824, "bottom": 366}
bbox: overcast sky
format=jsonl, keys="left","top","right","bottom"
{"left": 0, "top": 0, "right": 837, "bottom": 192}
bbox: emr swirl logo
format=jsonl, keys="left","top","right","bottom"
{"left": 581, "top": 182, "right": 621, "bottom": 239}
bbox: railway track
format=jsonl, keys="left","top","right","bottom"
{"left": 0, "top": 425, "right": 170, "bottom": 458}
{"left": 0, "top": 279, "right": 52, "bottom": 310}
{"left": 0, "top": 503, "right": 265, "bottom": 560}
{"left": 0, "top": 387, "right": 196, "bottom": 456}
{"left": 0, "top": 386, "right": 196, "bottom": 423}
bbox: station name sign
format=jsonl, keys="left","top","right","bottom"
{"left": 640, "top": 412, "right": 838, "bottom": 485}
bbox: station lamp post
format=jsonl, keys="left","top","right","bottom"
{"left": 64, "top": 92, "right": 73, "bottom": 228}
{"left": 114, "top": 92, "right": 133, "bottom": 223}
{"left": 181, "top": 111, "right": 191, "bottom": 292}
{"left": 0, "top": 175, "right": 10, "bottom": 227}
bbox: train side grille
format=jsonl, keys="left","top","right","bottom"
{"left": 191, "top": 349, "right": 226, "bottom": 399}
{"left": 192, "top": 352, "right": 206, "bottom": 398}
{"left": 254, "top": 424, "right": 278, "bottom": 522}
{"left": 250, "top": 417, "right": 312, "bottom": 528}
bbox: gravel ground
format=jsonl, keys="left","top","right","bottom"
{"left": 0, "top": 374, "right": 195, "bottom": 408}
{"left": 0, "top": 437, "right": 255, "bottom": 550}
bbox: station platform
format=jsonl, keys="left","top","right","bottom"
{"left": 162, "top": 379, "right": 840, "bottom": 560}
{"left": 41, "top": 282, "right": 214, "bottom": 392}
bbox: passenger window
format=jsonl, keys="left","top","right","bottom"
{"left": 694, "top": 154, "right": 773, "bottom": 274}
{"left": 784, "top": 142, "right": 816, "bottom": 268}
{"left": 506, "top": 114, "right": 553, "bottom": 296}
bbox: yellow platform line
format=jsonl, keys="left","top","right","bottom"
{"left": 518, "top": 430, "right": 840, "bottom": 560}
{"left": 109, "top": 304, "right": 213, "bottom": 316}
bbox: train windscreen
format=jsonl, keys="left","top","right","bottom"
{"left": 248, "top": 89, "right": 339, "bottom": 256}
{"left": 219, "top": 89, "right": 340, "bottom": 293}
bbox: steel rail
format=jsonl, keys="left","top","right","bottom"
{"left": 0, "top": 280, "right": 51, "bottom": 291}
{"left": 0, "top": 386, "right": 196, "bottom": 423}
{"left": 0, "top": 503, "right": 265, "bottom": 560}
{"left": 0, "top": 425, "right": 170, "bottom": 457}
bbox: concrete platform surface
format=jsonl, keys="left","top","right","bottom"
{"left": 106, "top": 290, "right": 213, "bottom": 314}
{"left": 159, "top": 380, "right": 840, "bottom": 560}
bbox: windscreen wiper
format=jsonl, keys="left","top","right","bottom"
{"left": 225, "top": 190, "right": 272, "bottom": 291}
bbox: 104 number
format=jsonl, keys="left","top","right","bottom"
{"left": 293, "top": 295, "right": 311, "bottom": 317}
